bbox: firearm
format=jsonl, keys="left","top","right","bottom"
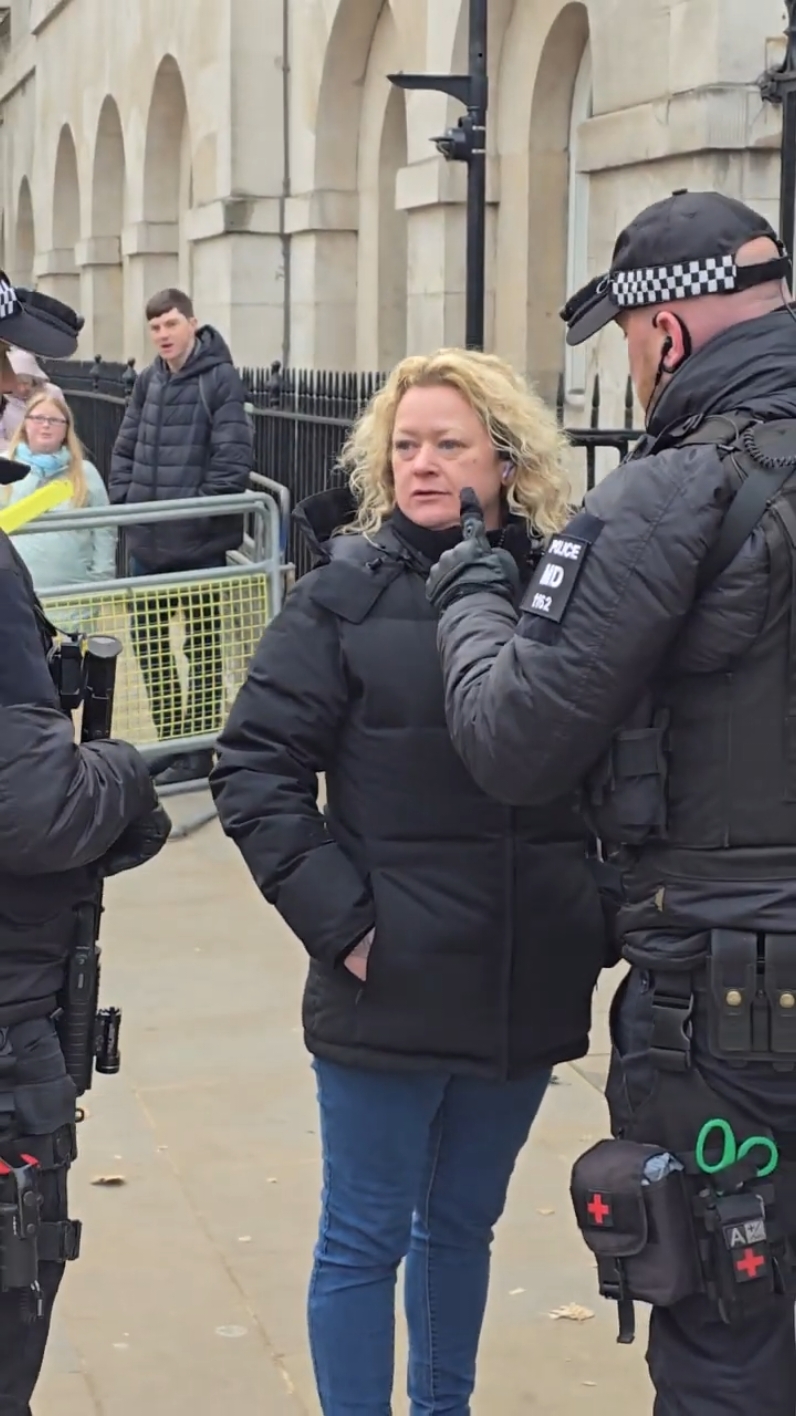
{"left": 51, "top": 632, "right": 124, "bottom": 1096}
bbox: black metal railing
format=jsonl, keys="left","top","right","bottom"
{"left": 45, "top": 356, "right": 643, "bottom": 578}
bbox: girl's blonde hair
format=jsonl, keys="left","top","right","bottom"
{"left": 339, "top": 348, "right": 571, "bottom": 537}
{"left": 9, "top": 390, "right": 89, "bottom": 507}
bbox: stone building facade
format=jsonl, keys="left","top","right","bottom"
{"left": 0, "top": 0, "right": 788, "bottom": 422}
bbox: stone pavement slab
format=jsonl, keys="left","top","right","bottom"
{"left": 38, "top": 800, "right": 651, "bottom": 1415}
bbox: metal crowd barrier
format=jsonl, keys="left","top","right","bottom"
{"left": 242, "top": 471, "right": 293, "bottom": 585}
{"left": 15, "top": 491, "right": 282, "bottom": 837}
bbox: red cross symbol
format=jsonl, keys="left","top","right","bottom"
{"left": 735, "top": 1247, "right": 766, "bottom": 1280}
{"left": 586, "top": 1192, "right": 611, "bottom": 1225}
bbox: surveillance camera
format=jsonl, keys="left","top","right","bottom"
{"left": 431, "top": 121, "right": 471, "bottom": 163}
{"left": 432, "top": 132, "right": 457, "bottom": 161}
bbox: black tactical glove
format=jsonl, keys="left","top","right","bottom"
{"left": 100, "top": 803, "right": 173, "bottom": 878}
{"left": 426, "top": 488, "right": 520, "bottom": 613}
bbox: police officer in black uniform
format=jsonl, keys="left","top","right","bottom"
{"left": 0, "top": 278, "right": 171, "bottom": 1413}
{"left": 426, "top": 192, "right": 796, "bottom": 1413}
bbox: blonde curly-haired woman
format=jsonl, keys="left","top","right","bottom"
{"left": 211, "top": 349, "right": 606, "bottom": 1416}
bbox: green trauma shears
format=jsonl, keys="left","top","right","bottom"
{"left": 695, "top": 1118, "right": 779, "bottom": 1179}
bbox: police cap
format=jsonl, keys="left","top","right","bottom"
{"left": 562, "top": 191, "right": 790, "bottom": 347}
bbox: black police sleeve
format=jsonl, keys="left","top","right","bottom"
{"left": 0, "top": 542, "right": 158, "bottom": 874}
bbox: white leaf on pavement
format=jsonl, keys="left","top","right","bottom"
{"left": 548, "top": 1303, "right": 595, "bottom": 1322}
{"left": 91, "top": 1174, "right": 126, "bottom": 1186}
{"left": 509, "top": 1288, "right": 525, "bottom": 1296}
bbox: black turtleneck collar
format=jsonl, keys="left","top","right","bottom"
{"left": 388, "top": 507, "right": 537, "bottom": 584}
{"left": 646, "top": 305, "right": 796, "bottom": 440}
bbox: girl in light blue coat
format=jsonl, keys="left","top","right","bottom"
{"left": 6, "top": 390, "right": 116, "bottom": 591}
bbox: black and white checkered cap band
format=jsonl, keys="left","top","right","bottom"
{"left": 0, "top": 276, "right": 20, "bottom": 320}
{"left": 611, "top": 254, "right": 737, "bottom": 308}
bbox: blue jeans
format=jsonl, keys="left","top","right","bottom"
{"left": 308, "top": 1058, "right": 551, "bottom": 1415}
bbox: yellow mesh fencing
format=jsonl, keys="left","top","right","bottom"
{"left": 42, "top": 573, "right": 270, "bottom": 750}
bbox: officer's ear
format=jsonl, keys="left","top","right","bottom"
{"left": 652, "top": 310, "right": 691, "bottom": 372}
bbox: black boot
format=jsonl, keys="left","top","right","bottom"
{"left": 154, "top": 750, "right": 214, "bottom": 787}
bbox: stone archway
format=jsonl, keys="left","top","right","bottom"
{"left": 564, "top": 41, "right": 593, "bottom": 404}
{"left": 14, "top": 179, "right": 34, "bottom": 287}
{"left": 142, "top": 55, "right": 193, "bottom": 298}
{"left": 314, "top": 0, "right": 385, "bottom": 196}
{"left": 492, "top": 0, "right": 590, "bottom": 393}
{"left": 49, "top": 124, "right": 81, "bottom": 313}
{"left": 526, "top": 3, "right": 590, "bottom": 398}
{"left": 377, "top": 86, "right": 408, "bottom": 367}
{"left": 355, "top": 2, "right": 408, "bottom": 369}
{"left": 88, "top": 96, "right": 126, "bottom": 357}
{"left": 291, "top": 0, "right": 385, "bottom": 366}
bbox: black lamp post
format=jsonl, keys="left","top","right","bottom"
{"left": 760, "top": 0, "right": 796, "bottom": 258}
{"left": 388, "top": 0, "right": 488, "bottom": 349}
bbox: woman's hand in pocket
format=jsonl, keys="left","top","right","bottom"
{"left": 344, "top": 928, "right": 375, "bottom": 982}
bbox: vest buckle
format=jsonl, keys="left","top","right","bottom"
{"left": 649, "top": 975, "right": 694, "bottom": 1072}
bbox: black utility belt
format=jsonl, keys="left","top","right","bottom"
{"left": 641, "top": 929, "right": 796, "bottom": 1071}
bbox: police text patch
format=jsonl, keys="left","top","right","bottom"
{"left": 524, "top": 534, "right": 590, "bottom": 623}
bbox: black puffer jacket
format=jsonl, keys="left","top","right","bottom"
{"left": 211, "top": 491, "right": 606, "bottom": 1077}
{"left": 0, "top": 532, "right": 158, "bottom": 1018}
{"left": 109, "top": 326, "right": 253, "bottom": 571}
{"left": 436, "top": 307, "right": 796, "bottom": 929}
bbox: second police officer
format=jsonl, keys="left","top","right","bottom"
{"left": 426, "top": 191, "right": 796, "bottom": 1414}
{"left": 0, "top": 278, "right": 171, "bottom": 1414}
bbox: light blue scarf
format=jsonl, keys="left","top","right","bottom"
{"left": 14, "top": 442, "right": 71, "bottom": 481}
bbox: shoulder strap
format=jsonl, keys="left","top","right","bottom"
{"left": 198, "top": 372, "right": 213, "bottom": 420}
{"left": 696, "top": 420, "right": 796, "bottom": 593}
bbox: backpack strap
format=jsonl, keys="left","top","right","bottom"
{"left": 676, "top": 412, "right": 757, "bottom": 449}
{"left": 695, "top": 420, "right": 796, "bottom": 593}
{"left": 198, "top": 372, "right": 213, "bottom": 421}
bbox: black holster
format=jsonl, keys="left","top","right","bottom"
{"left": 0, "top": 1126, "right": 81, "bottom": 1323}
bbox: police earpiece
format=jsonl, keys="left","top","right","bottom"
{"left": 660, "top": 335, "right": 676, "bottom": 374}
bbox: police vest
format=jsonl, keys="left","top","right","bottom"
{"left": 587, "top": 415, "right": 796, "bottom": 858}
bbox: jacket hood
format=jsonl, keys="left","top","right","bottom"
{"left": 158, "top": 324, "right": 234, "bottom": 380}
{"left": 293, "top": 486, "right": 359, "bottom": 563}
{"left": 648, "top": 305, "right": 796, "bottom": 438}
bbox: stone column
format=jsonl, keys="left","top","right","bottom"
{"left": 33, "top": 248, "right": 84, "bottom": 350}
{"left": 76, "top": 237, "right": 124, "bottom": 361}
{"left": 285, "top": 191, "right": 359, "bottom": 369}
{"left": 397, "top": 155, "right": 498, "bottom": 358}
{"left": 184, "top": 198, "right": 285, "bottom": 368}
{"left": 121, "top": 222, "right": 179, "bottom": 365}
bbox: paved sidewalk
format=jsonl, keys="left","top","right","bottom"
{"left": 38, "top": 797, "right": 652, "bottom": 1414}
